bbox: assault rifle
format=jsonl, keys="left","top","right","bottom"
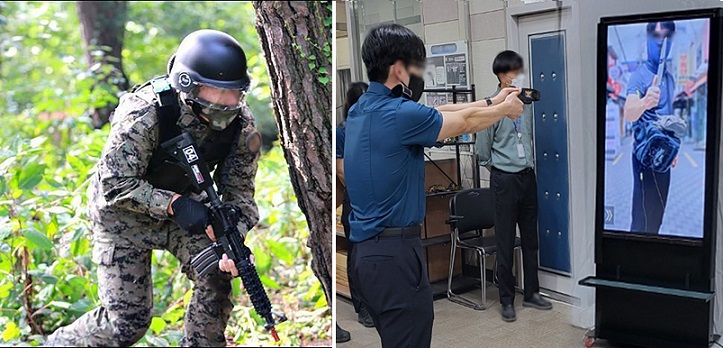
{"left": 162, "top": 132, "right": 287, "bottom": 341}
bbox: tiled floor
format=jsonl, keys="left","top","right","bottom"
{"left": 336, "top": 287, "right": 591, "bottom": 348}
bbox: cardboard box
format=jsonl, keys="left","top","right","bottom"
{"left": 423, "top": 195, "right": 452, "bottom": 238}
{"left": 426, "top": 243, "right": 462, "bottom": 283}
{"left": 422, "top": 158, "right": 458, "bottom": 239}
{"left": 336, "top": 250, "right": 350, "bottom": 298}
{"left": 424, "top": 158, "right": 458, "bottom": 189}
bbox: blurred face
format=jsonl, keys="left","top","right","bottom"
{"left": 649, "top": 22, "right": 673, "bottom": 40}
{"left": 646, "top": 22, "right": 674, "bottom": 67}
{"left": 404, "top": 64, "right": 424, "bottom": 85}
{"left": 501, "top": 68, "right": 524, "bottom": 87}
{"left": 389, "top": 60, "right": 426, "bottom": 102}
{"left": 187, "top": 85, "right": 246, "bottom": 130}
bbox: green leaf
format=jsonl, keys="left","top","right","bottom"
{"left": 162, "top": 306, "right": 185, "bottom": 325}
{"left": 49, "top": 301, "right": 72, "bottom": 309}
{"left": 260, "top": 275, "right": 279, "bottom": 290}
{"left": 30, "top": 135, "right": 47, "bottom": 148}
{"left": 308, "top": 62, "right": 316, "bottom": 70}
{"left": 252, "top": 247, "right": 271, "bottom": 275}
{"left": 0, "top": 283, "right": 13, "bottom": 298}
{"left": 43, "top": 206, "right": 71, "bottom": 215}
{"left": 318, "top": 76, "right": 330, "bottom": 85}
{"left": 66, "top": 154, "right": 85, "bottom": 172}
{"left": 231, "top": 277, "right": 242, "bottom": 297}
{"left": 308, "top": 55, "right": 316, "bottom": 61}
{"left": 318, "top": 67, "right": 328, "bottom": 74}
{"left": 23, "top": 228, "right": 54, "bottom": 250}
{"left": 267, "top": 240, "right": 293, "bottom": 264}
{"left": 183, "top": 289, "right": 193, "bottom": 307}
{"left": 2, "top": 322, "right": 20, "bottom": 342}
{"left": 314, "top": 293, "right": 328, "bottom": 309}
{"left": 150, "top": 317, "right": 167, "bottom": 335}
{"left": 18, "top": 163, "right": 46, "bottom": 190}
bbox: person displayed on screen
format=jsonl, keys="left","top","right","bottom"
{"left": 343, "top": 23, "right": 522, "bottom": 348}
{"left": 335, "top": 81, "right": 371, "bottom": 344}
{"left": 623, "top": 21, "right": 679, "bottom": 234}
{"left": 476, "top": 50, "right": 552, "bottom": 323}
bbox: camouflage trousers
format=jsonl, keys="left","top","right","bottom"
{"left": 45, "top": 220, "right": 234, "bottom": 347}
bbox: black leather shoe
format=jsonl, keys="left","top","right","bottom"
{"left": 501, "top": 304, "right": 516, "bottom": 322}
{"left": 357, "top": 306, "right": 375, "bottom": 328}
{"left": 336, "top": 324, "right": 351, "bottom": 343}
{"left": 523, "top": 293, "right": 553, "bottom": 310}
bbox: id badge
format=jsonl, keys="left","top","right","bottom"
{"left": 517, "top": 143, "right": 525, "bottom": 158}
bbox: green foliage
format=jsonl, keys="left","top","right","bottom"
{"left": 0, "top": 112, "right": 329, "bottom": 346}
{"left": 289, "top": 1, "right": 332, "bottom": 86}
{"left": 0, "top": 1, "right": 278, "bottom": 143}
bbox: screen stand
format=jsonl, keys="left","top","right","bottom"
{"left": 579, "top": 276, "right": 715, "bottom": 347}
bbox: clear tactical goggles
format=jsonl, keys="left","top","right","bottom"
{"left": 182, "top": 83, "right": 249, "bottom": 130}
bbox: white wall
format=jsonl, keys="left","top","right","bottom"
{"left": 337, "top": 36, "right": 350, "bottom": 70}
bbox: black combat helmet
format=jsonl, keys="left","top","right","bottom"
{"left": 168, "top": 29, "right": 250, "bottom": 130}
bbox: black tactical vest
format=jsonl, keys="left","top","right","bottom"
{"left": 137, "top": 76, "right": 242, "bottom": 195}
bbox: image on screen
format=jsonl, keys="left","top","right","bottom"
{"left": 603, "top": 18, "right": 710, "bottom": 238}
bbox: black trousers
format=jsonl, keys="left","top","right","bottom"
{"left": 630, "top": 154, "right": 670, "bottom": 234}
{"left": 341, "top": 190, "right": 364, "bottom": 313}
{"left": 352, "top": 234, "right": 434, "bottom": 348}
{"left": 491, "top": 167, "right": 541, "bottom": 306}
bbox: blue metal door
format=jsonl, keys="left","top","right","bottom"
{"left": 530, "top": 32, "right": 571, "bottom": 274}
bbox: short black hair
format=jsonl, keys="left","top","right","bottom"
{"left": 492, "top": 50, "right": 524, "bottom": 76}
{"left": 361, "top": 24, "right": 426, "bottom": 83}
{"left": 646, "top": 21, "right": 676, "bottom": 35}
{"left": 343, "top": 82, "right": 368, "bottom": 119}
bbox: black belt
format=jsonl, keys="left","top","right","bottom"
{"left": 492, "top": 166, "right": 534, "bottom": 175}
{"left": 377, "top": 226, "right": 421, "bottom": 239}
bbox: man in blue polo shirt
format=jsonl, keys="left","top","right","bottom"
{"left": 344, "top": 24, "right": 523, "bottom": 348}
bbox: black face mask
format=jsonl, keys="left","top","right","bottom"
{"left": 391, "top": 73, "right": 425, "bottom": 102}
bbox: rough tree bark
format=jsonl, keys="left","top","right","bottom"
{"left": 253, "top": 1, "right": 333, "bottom": 311}
{"left": 76, "top": 1, "right": 129, "bottom": 128}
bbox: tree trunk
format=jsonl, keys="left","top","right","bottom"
{"left": 76, "top": 1, "right": 129, "bottom": 128}
{"left": 253, "top": 1, "right": 333, "bottom": 310}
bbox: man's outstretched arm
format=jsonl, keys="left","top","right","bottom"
{"left": 435, "top": 87, "right": 517, "bottom": 112}
{"left": 437, "top": 89, "right": 522, "bottom": 141}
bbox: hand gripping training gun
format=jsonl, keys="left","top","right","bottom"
{"left": 161, "top": 132, "right": 287, "bottom": 342}
{"left": 518, "top": 88, "right": 541, "bottom": 104}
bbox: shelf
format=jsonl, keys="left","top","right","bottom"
{"left": 426, "top": 190, "right": 460, "bottom": 198}
{"left": 422, "top": 234, "right": 451, "bottom": 247}
{"left": 578, "top": 276, "right": 714, "bottom": 302}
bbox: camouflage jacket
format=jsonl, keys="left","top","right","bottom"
{"left": 87, "top": 83, "right": 260, "bottom": 245}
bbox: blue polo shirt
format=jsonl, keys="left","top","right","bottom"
{"left": 336, "top": 126, "right": 345, "bottom": 159}
{"left": 344, "top": 82, "right": 444, "bottom": 242}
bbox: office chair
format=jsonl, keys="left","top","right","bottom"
{"left": 446, "top": 188, "right": 522, "bottom": 310}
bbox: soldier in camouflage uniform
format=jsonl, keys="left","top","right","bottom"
{"left": 45, "top": 29, "right": 262, "bottom": 347}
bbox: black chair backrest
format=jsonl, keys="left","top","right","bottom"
{"left": 449, "top": 188, "right": 495, "bottom": 233}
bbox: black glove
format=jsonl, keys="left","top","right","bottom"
{"left": 170, "top": 196, "right": 210, "bottom": 234}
